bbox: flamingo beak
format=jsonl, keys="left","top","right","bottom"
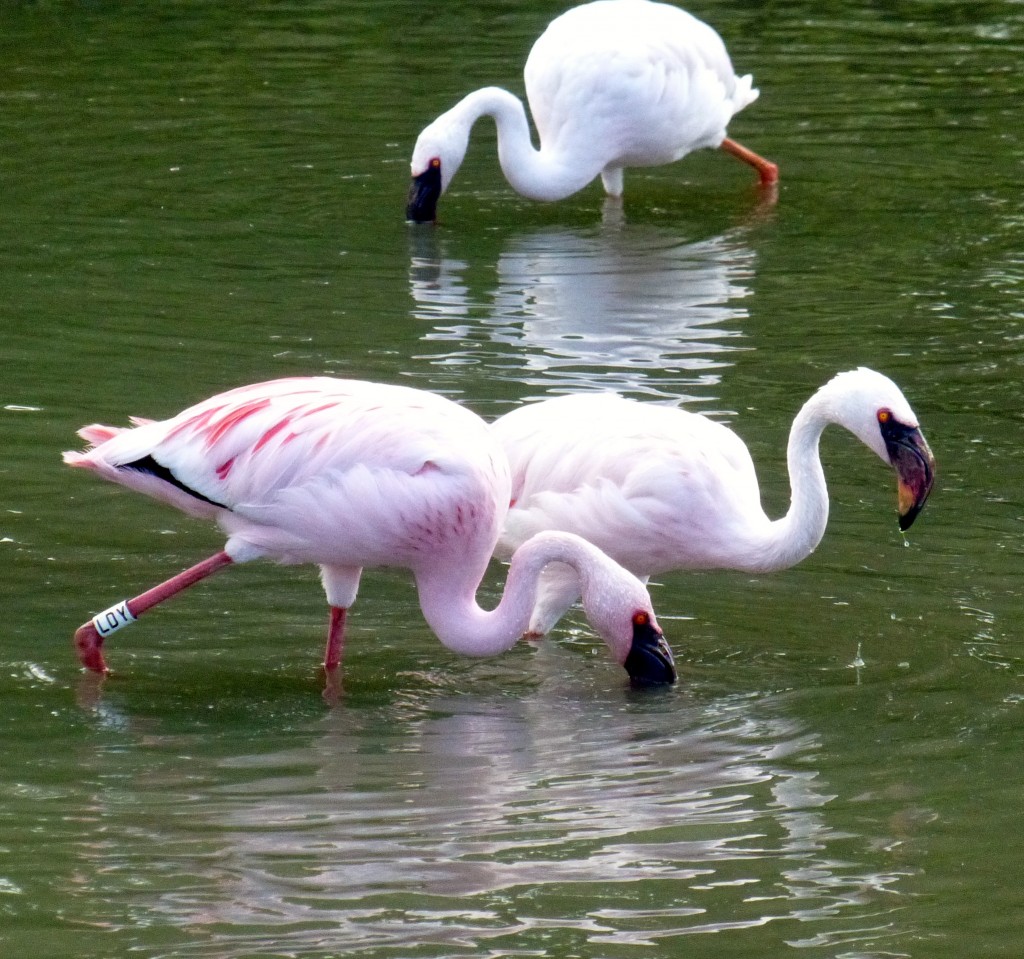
{"left": 623, "top": 615, "right": 677, "bottom": 686}
{"left": 882, "top": 420, "right": 936, "bottom": 531}
{"left": 406, "top": 160, "right": 442, "bottom": 223}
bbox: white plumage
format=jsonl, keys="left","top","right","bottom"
{"left": 492, "top": 369, "right": 936, "bottom": 636}
{"left": 407, "top": 0, "right": 777, "bottom": 221}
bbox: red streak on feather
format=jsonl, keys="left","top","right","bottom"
{"left": 253, "top": 415, "right": 293, "bottom": 453}
{"left": 293, "top": 402, "right": 337, "bottom": 421}
{"left": 215, "top": 457, "right": 236, "bottom": 480}
{"left": 204, "top": 398, "right": 273, "bottom": 448}
{"left": 166, "top": 405, "right": 225, "bottom": 441}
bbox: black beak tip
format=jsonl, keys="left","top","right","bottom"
{"left": 624, "top": 634, "right": 677, "bottom": 687}
{"left": 406, "top": 166, "right": 442, "bottom": 223}
{"left": 405, "top": 199, "right": 436, "bottom": 224}
{"left": 898, "top": 508, "right": 919, "bottom": 532}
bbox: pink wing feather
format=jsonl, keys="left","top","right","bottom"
{"left": 64, "top": 377, "right": 509, "bottom": 569}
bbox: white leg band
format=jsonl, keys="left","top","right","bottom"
{"left": 92, "top": 601, "right": 136, "bottom": 637}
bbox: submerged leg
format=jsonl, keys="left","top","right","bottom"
{"left": 73, "top": 550, "right": 234, "bottom": 674}
{"left": 319, "top": 564, "right": 362, "bottom": 672}
{"left": 720, "top": 137, "right": 779, "bottom": 185}
{"left": 324, "top": 606, "right": 347, "bottom": 671}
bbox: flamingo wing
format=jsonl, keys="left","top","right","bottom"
{"left": 525, "top": 0, "right": 757, "bottom": 165}
{"left": 65, "top": 378, "right": 509, "bottom": 569}
{"left": 494, "top": 392, "right": 767, "bottom": 575}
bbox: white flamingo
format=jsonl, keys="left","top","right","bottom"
{"left": 406, "top": 0, "right": 778, "bottom": 222}
{"left": 492, "top": 368, "right": 936, "bottom": 636}
{"left": 64, "top": 377, "right": 675, "bottom": 684}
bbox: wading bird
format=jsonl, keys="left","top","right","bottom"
{"left": 406, "top": 0, "right": 777, "bottom": 222}
{"left": 491, "top": 368, "right": 936, "bottom": 636}
{"left": 64, "top": 377, "right": 675, "bottom": 684}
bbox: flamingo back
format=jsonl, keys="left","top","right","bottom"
{"left": 493, "top": 392, "right": 769, "bottom": 576}
{"left": 525, "top": 0, "right": 758, "bottom": 167}
{"left": 65, "top": 378, "right": 510, "bottom": 573}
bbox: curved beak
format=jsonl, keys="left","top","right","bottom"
{"left": 883, "top": 420, "right": 936, "bottom": 531}
{"left": 406, "top": 163, "right": 442, "bottom": 223}
{"left": 623, "top": 617, "right": 677, "bottom": 686}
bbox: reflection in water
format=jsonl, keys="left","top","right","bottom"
{"left": 72, "top": 684, "right": 914, "bottom": 956}
{"left": 408, "top": 215, "right": 758, "bottom": 402}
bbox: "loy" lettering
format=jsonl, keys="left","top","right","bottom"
{"left": 92, "top": 601, "right": 136, "bottom": 637}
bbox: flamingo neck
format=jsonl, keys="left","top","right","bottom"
{"left": 414, "top": 531, "right": 617, "bottom": 658}
{"left": 755, "top": 395, "right": 833, "bottom": 572}
{"left": 450, "top": 87, "right": 602, "bottom": 201}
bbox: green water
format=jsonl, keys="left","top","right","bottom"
{"left": 2, "top": 1, "right": 1022, "bottom": 956}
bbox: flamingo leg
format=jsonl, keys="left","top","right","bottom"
{"left": 73, "top": 550, "right": 234, "bottom": 674}
{"left": 323, "top": 606, "right": 347, "bottom": 672}
{"left": 720, "top": 137, "right": 779, "bottom": 185}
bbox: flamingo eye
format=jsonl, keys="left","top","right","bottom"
{"left": 430, "top": 157, "right": 441, "bottom": 169}
{"left": 632, "top": 611, "right": 649, "bottom": 628}
{"left": 877, "top": 409, "right": 891, "bottom": 424}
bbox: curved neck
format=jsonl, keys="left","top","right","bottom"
{"left": 452, "top": 87, "right": 602, "bottom": 201}
{"left": 737, "top": 388, "right": 839, "bottom": 569}
{"left": 750, "top": 396, "right": 832, "bottom": 572}
{"left": 414, "top": 531, "right": 614, "bottom": 657}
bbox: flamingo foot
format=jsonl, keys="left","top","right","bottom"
{"left": 720, "top": 137, "right": 779, "bottom": 187}
{"left": 69, "top": 551, "right": 233, "bottom": 675}
{"left": 758, "top": 161, "right": 780, "bottom": 186}
{"left": 322, "top": 665, "right": 343, "bottom": 706}
{"left": 74, "top": 621, "right": 110, "bottom": 674}
{"left": 74, "top": 669, "right": 108, "bottom": 712}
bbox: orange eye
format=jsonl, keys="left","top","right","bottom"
{"left": 632, "top": 611, "right": 649, "bottom": 627}
{"left": 430, "top": 158, "right": 441, "bottom": 168}
{"left": 878, "top": 409, "right": 891, "bottom": 424}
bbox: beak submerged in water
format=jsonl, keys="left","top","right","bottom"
{"left": 406, "top": 159, "right": 442, "bottom": 223}
{"left": 623, "top": 612, "right": 677, "bottom": 686}
{"left": 881, "top": 416, "right": 936, "bottom": 531}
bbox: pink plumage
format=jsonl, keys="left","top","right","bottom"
{"left": 492, "top": 369, "right": 936, "bottom": 638}
{"left": 64, "top": 377, "right": 675, "bottom": 686}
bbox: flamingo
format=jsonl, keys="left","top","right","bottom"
{"left": 406, "top": 0, "right": 777, "bottom": 223}
{"left": 62, "top": 377, "right": 676, "bottom": 685}
{"left": 491, "top": 368, "right": 936, "bottom": 637}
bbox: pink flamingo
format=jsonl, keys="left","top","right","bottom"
{"left": 63, "top": 377, "right": 675, "bottom": 684}
{"left": 492, "top": 369, "right": 936, "bottom": 637}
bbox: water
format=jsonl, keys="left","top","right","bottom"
{"left": 2, "top": 1, "right": 1023, "bottom": 956}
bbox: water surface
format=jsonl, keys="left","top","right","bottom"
{"left": 2, "top": 1, "right": 1023, "bottom": 957}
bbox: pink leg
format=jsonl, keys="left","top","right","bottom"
{"left": 73, "top": 550, "right": 234, "bottom": 674}
{"left": 323, "top": 606, "right": 347, "bottom": 671}
{"left": 721, "top": 137, "right": 779, "bottom": 186}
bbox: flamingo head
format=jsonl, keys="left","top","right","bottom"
{"left": 621, "top": 610, "right": 677, "bottom": 687}
{"left": 556, "top": 535, "right": 676, "bottom": 685}
{"left": 824, "top": 368, "right": 937, "bottom": 531}
{"left": 407, "top": 115, "right": 470, "bottom": 223}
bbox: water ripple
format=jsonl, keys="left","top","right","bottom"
{"left": 63, "top": 693, "right": 917, "bottom": 956}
